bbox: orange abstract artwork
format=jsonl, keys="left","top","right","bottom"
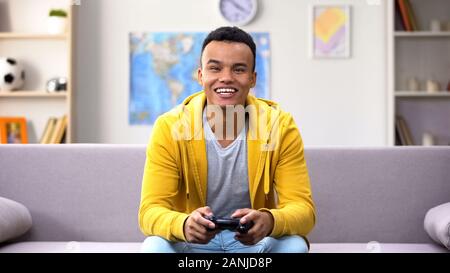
{"left": 312, "top": 5, "right": 350, "bottom": 58}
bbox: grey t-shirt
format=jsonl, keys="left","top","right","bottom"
{"left": 203, "top": 108, "right": 251, "bottom": 218}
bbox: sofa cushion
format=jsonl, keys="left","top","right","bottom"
{"left": 0, "top": 242, "right": 448, "bottom": 253}
{"left": 0, "top": 197, "right": 32, "bottom": 243}
{"left": 0, "top": 242, "right": 141, "bottom": 253}
{"left": 310, "top": 243, "right": 449, "bottom": 253}
{"left": 424, "top": 202, "right": 450, "bottom": 250}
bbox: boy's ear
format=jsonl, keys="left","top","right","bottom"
{"left": 197, "top": 68, "right": 203, "bottom": 86}
{"left": 251, "top": 72, "right": 257, "bottom": 88}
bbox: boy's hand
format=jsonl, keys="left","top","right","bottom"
{"left": 231, "top": 208, "right": 274, "bottom": 245}
{"left": 184, "top": 206, "right": 220, "bottom": 244}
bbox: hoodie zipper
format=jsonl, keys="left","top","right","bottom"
{"left": 182, "top": 140, "right": 205, "bottom": 205}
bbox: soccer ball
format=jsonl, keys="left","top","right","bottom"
{"left": 0, "top": 57, "right": 25, "bottom": 91}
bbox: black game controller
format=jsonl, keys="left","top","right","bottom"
{"left": 204, "top": 215, "right": 254, "bottom": 234}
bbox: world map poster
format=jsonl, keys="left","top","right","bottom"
{"left": 129, "top": 32, "right": 270, "bottom": 125}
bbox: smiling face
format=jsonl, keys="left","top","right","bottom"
{"left": 198, "top": 41, "right": 256, "bottom": 107}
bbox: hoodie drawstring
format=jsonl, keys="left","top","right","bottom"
{"left": 263, "top": 149, "right": 271, "bottom": 200}
{"left": 182, "top": 144, "right": 190, "bottom": 199}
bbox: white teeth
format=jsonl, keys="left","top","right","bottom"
{"left": 215, "top": 88, "right": 236, "bottom": 93}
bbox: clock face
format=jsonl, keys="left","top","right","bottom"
{"left": 219, "top": 0, "right": 257, "bottom": 26}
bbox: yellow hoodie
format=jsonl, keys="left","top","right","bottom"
{"left": 138, "top": 91, "right": 315, "bottom": 242}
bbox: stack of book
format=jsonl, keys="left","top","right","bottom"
{"left": 395, "top": 0, "right": 419, "bottom": 31}
{"left": 395, "top": 116, "right": 414, "bottom": 145}
{"left": 39, "top": 115, "right": 67, "bottom": 144}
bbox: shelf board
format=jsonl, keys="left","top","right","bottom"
{"left": 395, "top": 31, "right": 450, "bottom": 38}
{"left": 0, "top": 91, "right": 67, "bottom": 98}
{"left": 395, "top": 91, "right": 450, "bottom": 98}
{"left": 0, "top": 33, "right": 67, "bottom": 39}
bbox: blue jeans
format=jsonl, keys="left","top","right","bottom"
{"left": 140, "top": 230, "right": 308, "bottom": 253}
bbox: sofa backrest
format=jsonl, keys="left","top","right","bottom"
{"left": 1, "top": 145, "right": 449, "bottom": 243}
{"left": 306, "top": 147, "right": 450, "bottom": 244}
{"left": 0, "top": 145, "right": 146, "bottom": 242}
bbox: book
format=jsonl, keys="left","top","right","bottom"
{"left": 395, "top": 120, "right": 404, "bottom": 145}
{"left": 396, "top": 116, "right": 414, "bottom": 145}
{"left": 397, "top": 0, "right": 413, "bottom": 31}
{"left": 404, "top": 0, "right": 419, "bottom": 31}
{"left": 395, "top": 0, "right": 406, "bottom": 31}
{"left": 49, "top": 115, "right": 67, "bottom": 144}
{"left": 40, "top": 117, "right": 57, "bottom": 144}
{"left": 395, "top": 117, "right": 406, "bottom": 145}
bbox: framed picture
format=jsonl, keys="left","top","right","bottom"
{"left": 310, "top": 5, "right": 351, "bottom": 59}
{"left": 0, "top": 117, "right": 28, "bottom": 144}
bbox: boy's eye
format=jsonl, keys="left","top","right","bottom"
{"left": 234, "top": 67, "right": 246, "bottom": 73}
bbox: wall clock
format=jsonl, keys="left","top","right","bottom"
{"left": 219, "top": 0, "right": 258, "bottom": 26}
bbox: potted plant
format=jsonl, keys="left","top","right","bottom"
{"left": 47, "top": 9, "right": 68, "bottom": 34}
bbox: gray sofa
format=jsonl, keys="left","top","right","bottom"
{"left": 0, "top": 144, "right": 449, "bottom": 253}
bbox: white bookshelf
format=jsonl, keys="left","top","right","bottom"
{"left": 0, "top": 1, "right": 75, "bottom": 143}
{"left": 388, "top": 0, "right": 450, "bottom": 146}
{"left": 0, "top": 33, "right": 67, "bottom": 39}
{"left": 394, "top": 31, "right": 450, "bottom": 37}
{"left": 395, "top": 91, "right": 450, "bottom": 98}
{"left": 0, "top": 91, "right": 67, "bottom": 98}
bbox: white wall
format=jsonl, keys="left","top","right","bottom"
{"left": 75, "top": 0, "right": 387, "bottom": 146}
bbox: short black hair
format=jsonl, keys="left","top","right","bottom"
{"left": 201, "top": 26, "right": 256, "bottom": 71}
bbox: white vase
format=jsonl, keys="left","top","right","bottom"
{"left": 407, "top": 77, "right": 420, "bottom": 91}
{"left": 426, "top": 80, "right": 441, "bottom": 93}
{"left": 47, "top": 16, "right": 67, "bottom": 35}
{"left": 430, "top": 19, "right": 441, "bottom": 32}
{"left": 422, "top": 132, "right": 435, "bottom": 146}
